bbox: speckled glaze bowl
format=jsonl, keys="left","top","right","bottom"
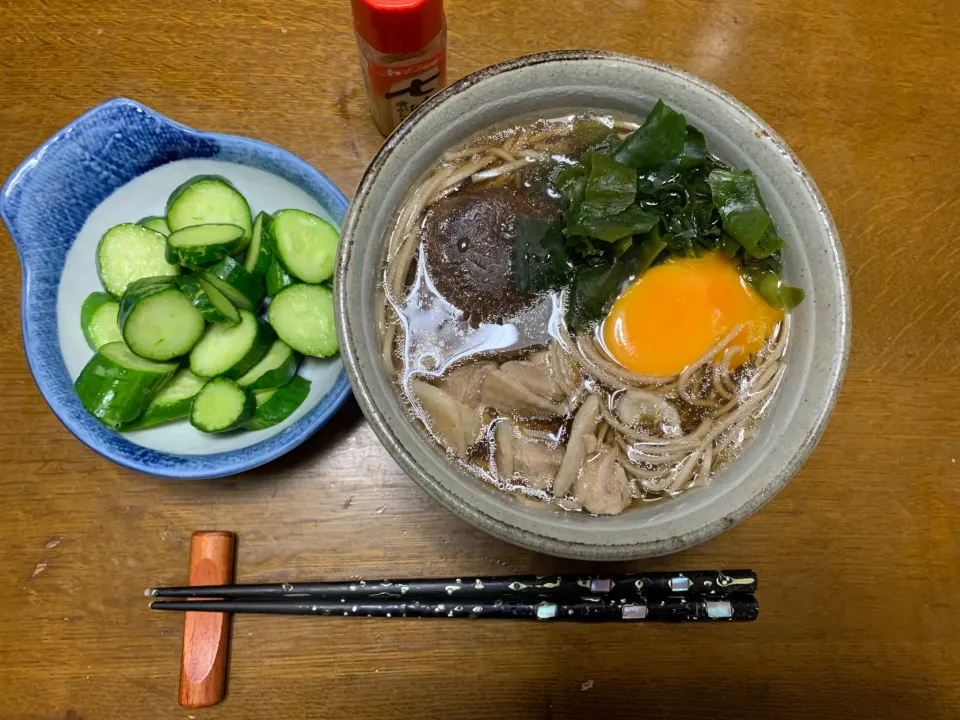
{"left": 336, "top": 51, "right": 851, "bottom": 560}
{"left": 1, "top": 98, "right": 351, "bottom": 479}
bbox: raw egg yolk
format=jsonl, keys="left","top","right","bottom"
{"left": 602, "top": 252, "right": 784, "bottom": 376}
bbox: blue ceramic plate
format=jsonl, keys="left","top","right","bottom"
{"left": 1, "top": 98, "right": 352, "bottom": 479}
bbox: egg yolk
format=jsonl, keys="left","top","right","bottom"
{"left": 602, "top": 252, "right": 784, "bottom": 376}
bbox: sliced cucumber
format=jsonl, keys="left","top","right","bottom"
{"left": 122, "top": 369, "right": 207, "bottom": 430}
{"left": 272, "top": 209, "right": 339, "bottom": 284}
{"left": 138, "top": 216, "right": 171, "bottom": 236}
{"left": 265, "top": 255, "right": 297, "bottom": 296}
{"left": 254, "top": 389, "right": 276, "bottom": 405}
{"left": 177, "top": 274, "right": 241, "bottom": 324}
{"left": 190, "top": 377, "right": 256, "bottom": 432}
{"left": 166, "top": 175, "right": 253, "bottom": 250}
{"left": 244, "top": 211, "right": 275, "bottom": 279}
{"left": 165, "top": 223, "right": 246, "bottom": 268}
{"left": 189, "top": 308, "right": 275, "bottom": 379}
{"left": 267, "top": 283, "right": 338, "bottom": 357}
{"left": 97, "top": 223, "right": 180, "bottom": 297}
{"left": 80, "top": 292, "right": 123, "bottom": 350}
{"left": 202, "top": 256, "right": 266, "bottom": 311}
{"left": 118, "top": 277, "right": 206, "bottom": 361}
{"left": 236, "top": 339, "right": 300, "bottom": 390}
{"left": 74, "top": 342, "right": 178, "bottom": 429}
{"left": 245, "top": 375, "right": 312, "bottom": 430}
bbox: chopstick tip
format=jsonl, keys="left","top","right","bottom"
{"left": 144, "top": 587, "right": 157, "bottom": 597}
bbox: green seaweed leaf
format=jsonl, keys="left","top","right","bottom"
{"left": 512, "top": 215, "right": 571, "bottom": 293}
{"left": 613, "top": 100, "right": 688, "bottom": 170}
{"left": 707, "top": 169, "right": 783, "bottom": 259}
{"left": 567, "top": 203, "right": 659, "bottom": 243}
{"left": 513, "top": 100, "right": 803, "bottom": 324}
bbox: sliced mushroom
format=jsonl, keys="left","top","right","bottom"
{"left": 552, "top": 394, "right": 600, "bottom": 497}
{"left": 547, "top": 340, "right": 582, "bottom": 395}
{"left": 479, "top": 369, "right": 566, "bottom": 417}
{"left": 494, "top": 420, "right": 562, "bottom": 491}
{"left": 517, "top": 426, "right": 559, "bottom": 442}
{"left": 582, "top": 433, "right": 598, "bottom": 455}
{"left": 617, "top": 389, "right": 683, "bottom": 437}
{"left": 494, "top": 421, "right": 516, "bottom": 480}
{"left": 500, "top": 358, "right": 567, "bottom": 403}
{"left": 574, "top": 445, "right": 632, "bottom": 515}
{"left": 437, "top": 361, "right": 497, "bottom": 408}
{"left": 528, "top": 350, "right": 550, "bottom": 367}
{"left": 412, "top": 380, "right": 483, "bottom": 456}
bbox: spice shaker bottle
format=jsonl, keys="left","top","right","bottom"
{"left": 350, "top": 0, "right": 447, "bottom": 136}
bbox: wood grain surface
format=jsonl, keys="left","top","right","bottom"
{"left": 1, "top": 1, "right": 959, "bottom": 718}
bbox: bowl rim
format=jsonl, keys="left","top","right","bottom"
{"left": 337, "top": 50, "right": 851, "bottom": 559}
{"left": 1, "top": 97, "right": 352, "bottom": 479}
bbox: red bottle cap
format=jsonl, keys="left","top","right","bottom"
{"left": 351, "top": 0, "right": 444, "bottom": 56}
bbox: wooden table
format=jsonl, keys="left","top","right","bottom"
{"left": 1, "top": 1, "right": 958, "bottom": 717}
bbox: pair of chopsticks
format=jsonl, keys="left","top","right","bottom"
{"left": 148, "top": 570, "right": 758, "bottom": 622}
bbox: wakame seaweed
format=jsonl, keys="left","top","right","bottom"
{"left": 567, "top": 247, "right": 640, "bottom": 330}
{"left": 613, "top": 100, "right": 687, "bottom": 170}
{"left": 513, "top": 215, "right": 571, "bottom": 293}
{"left": 707, "top": 169, "right": 787, "bottom": 259}
{"left": 510, "top": 99, "right": 804, "bottom": 329}
{"left": 564, "top": 153, "right": 659, "bottom": 243}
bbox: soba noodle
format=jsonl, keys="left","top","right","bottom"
{"left": 377, "top": 112, "right": 793, "bottom": 516}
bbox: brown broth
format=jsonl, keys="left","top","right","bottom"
{"left": 379, "top": 111, "right": 786, "bottom": 515}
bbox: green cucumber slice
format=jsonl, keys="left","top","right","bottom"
{"left": 236, "top": 339, "right": 300, "bottom": 390}
{"left": 189, "top": 308, "right": 275, "bottom": 379}
{"left": 165, "top": 223, "right": 246, "bottom": 268}
{"left": 118, "top": 277, "right": 206, "bottom": 361}
{"left": 166, "top": 175, "right": 253, "bottom": 250}
{"left": 74, "top": 342, "right": 178, "bottom": 429}
{"left": 138, "top": 216, "right": 171, "bottom": 236}
{"left": 189, "top": 377, "right": 256, "bottom": 433}
{"left": 265, "top": 255, "right": 296, "bottom": 296}
{"left": 122, "top": 369, "right": 207, "bottom": 430}
{"left": 244, "top": 211, "right": 275, "bottom": 279}
{"left": 202, "top": 256, "right": 266, "bottom": 310}
{"left": 176, "top": 274, "right": 241, "bottom": 324}
{"left": 272, "top": 209, "right": 339, "bottom": 284}
{"left": 80, "top": 292, "right": 123, "bottom": 350}
{"left": 245, "top": 375, "right": 312, "bottom": 430}
{"left": 97, "top": 223, "right": 180, "bottom": 297}
{"left": 267, "top": 283, "right": 338, "bottom": 357}
{"left": 254, "top": 389, "right": 276, "bottom": 404}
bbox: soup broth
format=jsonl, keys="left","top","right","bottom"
{"left": 377, "top": 106, "right": 795, "bottom": 516}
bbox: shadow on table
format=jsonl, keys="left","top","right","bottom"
{"left": 243, "top": 395, "right": 366, "bottom": 480}
{"left": 139, "top": 397, "right": 366, "bottom": 499}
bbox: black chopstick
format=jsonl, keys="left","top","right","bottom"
{"left": 146, "top": 569, "right": 756, "bottom": 601}
{"left": 149, "top": 595, "right": 758, "bottom": 622}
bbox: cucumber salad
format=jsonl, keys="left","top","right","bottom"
{"left": 74, "top": 175, "right": 338, "bottom": 435}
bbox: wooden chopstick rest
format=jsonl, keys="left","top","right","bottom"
{"left": 179, "top": 531, "right": 235, "bottom": 709}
